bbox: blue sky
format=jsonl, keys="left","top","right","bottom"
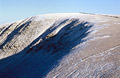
{"left": 0, "top": 0, "right": 120, "bottom": 24}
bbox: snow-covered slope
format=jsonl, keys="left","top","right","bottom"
{"left": 0, "top": 13, "right": 120, "bottom": 78}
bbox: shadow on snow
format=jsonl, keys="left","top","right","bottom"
{"left": 0, "top": 19, "right": 93, "bottom": 78}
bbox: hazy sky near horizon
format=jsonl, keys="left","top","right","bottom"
{"left": 0, "top": 0, "right": 120, "bottom": 24}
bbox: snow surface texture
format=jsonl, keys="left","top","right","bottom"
{"left": 0, "top": 13, "right": 120, "bottom": 78}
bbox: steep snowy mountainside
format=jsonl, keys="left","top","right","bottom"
{"left": 0, "top": 13, "right": 120, "bottom": 78}
{"left": 0, "top": 13, "right": 98, "bottom": 58}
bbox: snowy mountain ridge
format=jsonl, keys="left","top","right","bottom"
{"left": 0, "top": 13, "right": 120, "bottom": 78}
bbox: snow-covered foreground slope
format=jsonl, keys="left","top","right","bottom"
{"left": 0, "top": 13, "right": 120, "bottom": 78}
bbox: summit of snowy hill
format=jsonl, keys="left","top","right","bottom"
{"left": 0, "top": 13, "right": 120, "bottom": 78}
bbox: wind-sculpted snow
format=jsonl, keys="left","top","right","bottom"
{"left": 0, "top": 13, "right": 120, "bottom": 78}
{"left": 26, "top": 19, "right": 93, "bottom": 54}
